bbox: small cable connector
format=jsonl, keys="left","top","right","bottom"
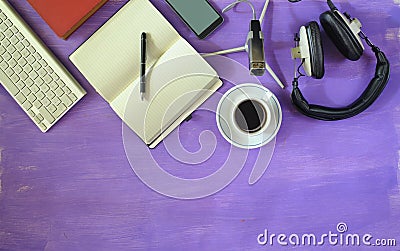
{"left": 247, "top": 20, "right": 266, "bottom": 76}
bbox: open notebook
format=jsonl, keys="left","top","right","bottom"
{"left": 70, "top": 0, "right": 222, "bottom": 148}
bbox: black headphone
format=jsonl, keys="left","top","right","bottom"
{"left": 289, "top": 0, "right": 390, "bottom": 121}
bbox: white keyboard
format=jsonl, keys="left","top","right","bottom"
{"left": 0, "top": 1, "right": 86, "bottom": 132}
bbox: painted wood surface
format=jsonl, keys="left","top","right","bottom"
{"left": 1, "top": 0, "right": 400, "bottom": 250}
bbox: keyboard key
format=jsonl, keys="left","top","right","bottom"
{"left": 20, "top": 71, "right": 28, "bottom": 81}
{"left": 33, "top": 62, "right": 41, "bottom": 71}
{"left": 0, "top": 60, "right": 8, "bottom": 70}
{"left": 9, "top": 73, "right": 19, "bottom": 82}
{"left": 33, "top": 52, "right": 41, "bottom": 60}
{"left": 60, "top": 95, "right": 73, "bottom": 107}
{"left": 36, "top": 114, "right": 43, "bottom": 121}
{"left": 49, "top": 81, "right": 58, "bottom": 90}
{"left": 38, "top": 68, "right": 46, "bottom": 77}
{"left": 54, "top": 87, "right": 64, "bottom": 96}
{"left": 36, "top": 91, "right": 45, "bottom": 100}
{"left": 54, "top": 104, "right": 66, "bottom": 118}
{"left": 27, "top": 45, "right": 35, "bottom": 53}
{"left": 10, "top": 35, "right": 19, "bottom": 46}
{"left": 39, "top": 59, "right": 47, "bottom": 67}
{"left": 14, "top": 65, "right": 22, "bottom": 74}
{"left": 7, "top": 44, "right": 15, "bottom": 54}
{"left": 0, "top": 13, "right": 6, "bottom": 21}
{"left": 52, "top": 97, "right": 61, "bottom": 106}
{"left": 15, "top": 42, "right": 24, "bottom": 51}
{"left": 62, "top": 86, "right": 71, "bottom": 94}
{"left": 0, "top": 33, "right": 4, "bottom": 41}
{"left": 5, "top": 81, "right": 18, "bottom": 95}
{"left": 68, "top": 93, "right": 77, "bottom": 102}
{"left": 22, "top": 100, "right": 32, "bottom": 110}
{"left": 15, "top": 80, "right": 25, "bottom": 89}
{"left": 27, "top": 55, "right": 35, "bottom": 64}
{"left": 35, "top": 77, "right": 44, "bottom": 86}
{"left": 12, "top": 51, "right": 21, "bottom": 60}
{"left": 33, "top": 100, "right": 42, "bottom": 109}
{"left": 2, "top": 38, "right": 10, "bottom": 47}
{"left": 48, "top": 104, "right": 56, "bottom": 113}
{"left": 57, "top": 80, "right": 65, "bottom": 87}
{"left": 42, "top": 97, "right": 50, "bottom": 107}
{"left": 24, "top": 64, "right": 33, "bottom": 73}
{"left": 43, "top": 75, "right": 52, "bottom": 84}
{"left": 4, "top": 29, "right": 12, "bottom": 38}
{"left": 27, "top": 93, "right": 36, "bottom": 102}
{"left": 18, "top": 57, "right": 27, "bottom": 67}
{"left": 21, "top": 39, "right": 29, "bottom": 47}
{"left": 21, "top": 87, "right": 30, "bottom": 96}
{"left": 29, "top": 71, "right": 38, "bottom": 79}
{"left": 40, "top": 85, "right": 49, "bottom": 93}
{"left": 30, "top": 84, "right": 39, "bottom": 93}
{"left": 10, "top": 26, "right": 18, "bottom": 33}
{"left": 26, "top": 78, "right": 35, "bottom": 87}
{"left": 0, "top": 45, "right": 5, "bottom": 54}
{"left": 0, "top": 23, "right": 7, "bottom": 32}
{"left": 15, "top": 92, "right": 26, "bottom": 103}
{"left": 6, "top": 44, "right": 15, "bottom": 54}
{"left": 45, "top": 66, "right": 54, "bottom": 74}
{"left": 9, "top": 58, "right": 17, "bottom": 67}
{"left": 5, "top": 67, "right": 14, "bottom": 76}
{"left": 3, "top": 51, "right": 11, "bottom": 60}
{"left": 50, "top": 72, "right": 59, "bottom": 81}
{"left": 33, "top": 115, "right": 42, "bottom": 124}
{"left": 5, "top": 20, "right": 12, "bottom": 27}
{"left": 15, "top": 32, "right": 23, "bottom": 41}
{"left": 38, "top": 107, "right": 54, "bottom": 123}
{"left": 28, "top": 110, "right": 35, "bottom": 117}
{"left": 39, "top": 123, "right": 47, "bottom": 132}
{"left": 10, "top": 35, "right": 18, "bottom": 44}
{"left": 21, "top": 48, "right": 29, "bottom": 57}
{"left": 47, "top": 90, "right": 55, "bottom": 99}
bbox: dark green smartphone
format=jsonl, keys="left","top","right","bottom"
{"left": 165, "top": 0, "right": 224, "bottom": 39}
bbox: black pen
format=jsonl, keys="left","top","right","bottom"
{"left": 140, "top": 32, "right": 147, "bottom": 101}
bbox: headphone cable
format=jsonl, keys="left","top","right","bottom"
{"left": 222, "top": 0, "right": 257, "bottom": 20}
{"left": 288, "top": 0, "right": 338, "bottom": 11}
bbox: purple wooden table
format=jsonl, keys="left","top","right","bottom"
{"left": 1, "top": 0, "right": 400, "bottom": 250}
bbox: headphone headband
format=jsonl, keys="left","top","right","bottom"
{"left": 291, "top": 45, "right": 390, "bottom": 121}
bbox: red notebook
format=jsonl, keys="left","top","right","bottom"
{"left": 27, "top": 0, "right": 108, "bottom": 39}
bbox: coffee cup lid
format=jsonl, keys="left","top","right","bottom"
{"left": 216, "top": 83, "right": 282, "bottom": 149}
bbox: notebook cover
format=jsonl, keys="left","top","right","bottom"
{"left": 27, "top": 0, "right": 108, "bottom": 39}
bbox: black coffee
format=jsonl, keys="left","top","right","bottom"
{"left": 234, "top": 99, "right": 267, "bottom": 133}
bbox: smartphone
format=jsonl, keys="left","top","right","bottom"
{"left": 165, "top": 0, "right": 224, "bottom": 39}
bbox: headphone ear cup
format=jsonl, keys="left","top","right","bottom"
{"left": 306, "top": 21, "right": 325, "bottom": 79}
{"left": 320, "top": 11, "right": 364, "bottom": 61}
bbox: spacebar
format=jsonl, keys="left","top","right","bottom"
{"left": 0, "top": 68, "right": 19, "bottom": 96}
